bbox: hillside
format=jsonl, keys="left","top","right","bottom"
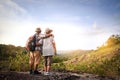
{"left": 58, "top": 34, "right": 120, "bottom": 77}
{"left": 59, "top": 49, "right": 91, "bottom": 59}
{"left": 64, "top": 45, "right": 120, "bottom": 64}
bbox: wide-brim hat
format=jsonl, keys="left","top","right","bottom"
{"left": 35, "top": 27, "right": 41, "bottom": 32}
{"left": 45, "top": 28, "right": 53, "bottom": 33}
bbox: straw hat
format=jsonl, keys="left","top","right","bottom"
{"left": 35, "top": 27, "right": 41, "bottom": 32}
{"left": 45, "top": 28, "right": 53, "bottom": 33}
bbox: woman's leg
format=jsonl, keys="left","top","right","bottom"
{"left": 44, "top": 56, "right": 48, "bottom": 72}
{"left": 47, "top": 56, "right": 52, "bottom": 72}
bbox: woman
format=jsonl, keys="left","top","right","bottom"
{"left": 42, "top": 28, "right": 56, "bottom": 75}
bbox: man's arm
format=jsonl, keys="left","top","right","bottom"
{"left": 45, "top": 34, "right": 53, "bottom": 38}
{"left": 25, "top": 39, "right": 30, "bottom": 51}
{"left": 40, "top": 34, "right": 53, "bottom": 39}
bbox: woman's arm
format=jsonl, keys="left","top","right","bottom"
{"left": 53, "top": 42, "right": 57, "bottom": 55}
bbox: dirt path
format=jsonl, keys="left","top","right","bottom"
{"left": 0, "top": 71, "right": 119, "bottom": 80}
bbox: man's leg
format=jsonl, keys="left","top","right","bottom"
{"left": 29, "top": 51, "right": 34, "bottom": 74}
{"left": 34, "top": 51, "right": 41, "bottom": 74}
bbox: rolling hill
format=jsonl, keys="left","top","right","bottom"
{"left": 53, "top": 34, "right": 120, "bottom": 77}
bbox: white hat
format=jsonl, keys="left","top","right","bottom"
{"left": 45, "top": 28, "right": 53, "bottom": 33}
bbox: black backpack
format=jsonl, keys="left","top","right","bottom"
{"left": 28, "top": 35, "right": 36, "bottom": 51}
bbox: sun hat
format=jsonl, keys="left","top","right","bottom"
{"left": 35, "top": 27, "right": 41, "bottom": 32}
{"left": 45, "top": 28, "right": 53, "bottom": 33}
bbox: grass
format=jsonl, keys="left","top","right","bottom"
{"left": 59, "top": 44, "right": 120, "bottom": 76}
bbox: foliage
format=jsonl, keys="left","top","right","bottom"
{"left": 105, "top": 34, "right": 120, "bottom": 46}
{"left": 9, "top": 53, "right": 29, "bottom": 71}
{"left": 52, "top": 62, "right": 66, "bottom": 71}
{"left": 0, "top": 44, "right": 27, "bottom": 71}
{"left": 64, "top": 49, "right": 120, "bottom": 76}
{"left": 52, "top": 55, "right": 68, "bottom": 63}
{"left": 0, "top": 44, "right": 25, "bottom": 60}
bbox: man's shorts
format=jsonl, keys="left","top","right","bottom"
{"left": 29, "top": 51, "right": 42, "bottom": 65}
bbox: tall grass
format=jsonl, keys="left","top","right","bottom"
{"left": 60, "top": 45, "right": 120, "bottom": 76}
{"left": 9, "top": 53, "right": 29, "bottom": 71}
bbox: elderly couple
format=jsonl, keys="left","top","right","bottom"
{"left": 26, "top": 27, "right": 57, "bottom": 75}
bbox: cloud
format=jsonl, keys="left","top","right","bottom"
{"left": 93, "top": 21, "right": 97, "bottom": 29}
{"left": 78, "top": 0, "right": 100, "bottom": 5}
{"left": 43, "top": 14, "right": 81, "bottom": 23}
{"left": 81, "top": 21, "right": 104, "bottom": 36}
{"left": 0, "top": 0, "right": 35, "bottom": 46}
{"left": 85, "top": 20, "right": 120, "bottom": 37}
{"left": 0, "top": 0, "right": 27, "bottom": 18}
{"left": 115, "top": 1, "right": 120, "bottom": 9}
{"left": 0, "top": 0, "right": 29, "bottom": 36}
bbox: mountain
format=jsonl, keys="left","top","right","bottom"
{"left": 58, "top": 49, "right": 91, "bottom": 59}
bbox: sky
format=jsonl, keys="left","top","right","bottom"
{"left": 0, "top": 0, "right": 120, "bottom": 50}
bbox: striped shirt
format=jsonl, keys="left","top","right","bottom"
{"left": 35, "top": 33, "right": 44, "bottom": 51}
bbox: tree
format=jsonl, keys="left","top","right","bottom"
{"left": 105, "top": 34, "right": 120, "bottom": 46}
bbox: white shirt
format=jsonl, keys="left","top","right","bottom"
{"left": 42, "top": 36, "right": 55, "bottom": 56}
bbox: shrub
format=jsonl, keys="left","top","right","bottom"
{"left": 9, "top": 53, "right": 29, "bottom": 71}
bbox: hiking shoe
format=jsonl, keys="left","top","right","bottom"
{"left": 34, "top": 70, "right": 41, "bottom": 74}
{"left": 44, "top": 72, "right": 52, "bottom": 76}
{"left": 29, "top": 70, "right": 33, "bottom": 74}
{"left": 44, "top": 72, "right": 49, "bottom": 76}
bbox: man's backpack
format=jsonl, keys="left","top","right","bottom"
{"left": 28, "top": 35, "right": 36, "bottom": 51}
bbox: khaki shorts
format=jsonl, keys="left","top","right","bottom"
{"left": 29, "top": 51, "right": 42, "bottom": 65}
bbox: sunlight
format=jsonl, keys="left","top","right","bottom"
{"left": 0, "top": 21, "right": 111, "bottom": 50}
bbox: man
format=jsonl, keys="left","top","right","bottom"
{"left": 26, "top": 27, "right": 52, "bottom": 74}
{"left": 26, "top": 27, "right": 42, "bottom": 74}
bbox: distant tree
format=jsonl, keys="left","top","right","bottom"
{"left": 0, "top": 44, "right": 25, "bottom": 60}
{"left": 105, "top": 34, "right": 120, "bottom": 46}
